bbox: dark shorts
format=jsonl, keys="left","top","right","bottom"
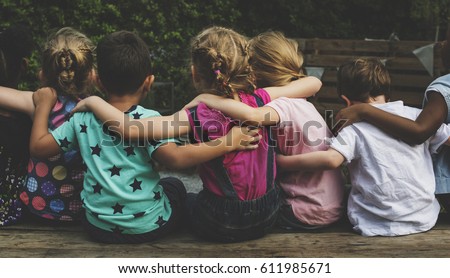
{"left": 188, "top": 186, "right": 280, "bottom": 243}
{"left": 277, "top": 203, "right": 326, "bottom": 230}
{"left": 83, "top": 177, "right": 187, "bottom": 244}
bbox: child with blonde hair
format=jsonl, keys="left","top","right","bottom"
{"left": 185, "top": 31, "right": 345, "bottom": 230}
{"left": 71, "top": 26, "right": 321, "bottom": 242}
{"left": 0, "top": 27, "right": 95, "bottom": 223}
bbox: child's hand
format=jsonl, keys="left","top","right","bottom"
{"left": 334, "top": 103, "right": 368, "bottom": 134}
{"left": 71, "top": 96, "right": 101, "bottom": 114}
{"left": 33, "top": 87, "right": 57, "bottom": 108}
{"left": 226, "top": 126, "right": 261, "bottom": 151}
{"left": 183, "top": 94, "right": 222, "bottom": 110}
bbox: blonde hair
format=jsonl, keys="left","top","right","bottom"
{"left": 249, "top": 31, "right": 304, "bottom": 88}
{"left": 41, "top": 27, "right": 95, "bottom": 98}
{"left": 191, "top": 26, "right": 255, "bottom": 96}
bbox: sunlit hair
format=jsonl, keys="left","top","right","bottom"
{"left": 191, "top": 26, "right": 255, "bottom": 97}
{"left": 41, "top": 27, "right": 95, "bottom": 98}
{"left": 249, "top": 31, "right": 304, "bottom": 88}
{"left": 337, "top": 58, "right": 391, "bottom": 102}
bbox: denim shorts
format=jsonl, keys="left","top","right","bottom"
{"left": 189, "top": 186, "right": 280, "bottom": 243}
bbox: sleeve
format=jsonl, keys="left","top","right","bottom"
{"left": 424, "top": 75, "right": 450, "bottom": 123}
{"left": 265, "top": 97, "right": 288, "bottom": 123}
{"left": 139, "top": 108, "right": 180, "bottom": 157}
{"left": 50, "top": 117, "right": 79, "bottom": 152}
{"left": 429, "top": 123, "right": 450, "bottom": 154}
{"left": 329, "top": 126, "right": 358, "bottom": 164}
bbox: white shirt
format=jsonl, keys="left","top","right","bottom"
{"left": 331, "top": 101, "right": 450, "bottom": 236}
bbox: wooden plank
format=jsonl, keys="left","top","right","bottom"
{"left": 305, "top": 55, "right": 440, "bottom": 73}
{"left": 297, "top": 38, "right": 438, "bottom": 55}
{"left": 1, "top": 217, "right": 450, "bottom": 258}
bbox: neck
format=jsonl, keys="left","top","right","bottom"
{"left": 107, "top": 93, "right": 143, "bottom": 112}
{"left": 352, "top": 95, "right": 387, "bottom": 105}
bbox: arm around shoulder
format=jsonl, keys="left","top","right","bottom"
{"left": 276, "top": 148, "right": 345, "bottom": 172}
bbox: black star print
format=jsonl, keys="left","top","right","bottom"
{"left": 124, "top": 146, "right": 136, "bottom": 156}
{"left": 92, "top": 183, "right": 102, "bottom": 194}
{"left": 132, "top": 112, "right": 143, "bottom": 119}
{"left": 133, "top": 212, "right": 145, "bottom": 218}
{"left": 80, "top": 124, "right": 88, "bottom": 133}
{"left": 149, "top": 140, "right": 160, "bottom": 147}
{"left": 129, "top": 179, "right": 142, "bottom": 192}
{"left": 155, "top": 216, "right": 167, "bottom": 227}
{"left": 111, "top": 226, "right": 124, "bottom": 234}
{"left": 108, "top": 165, "right": 122, "bottom": 177}
{"left": 59, "top": 137, "right": 71, "bottom": 148}
{"left": 90, "top": 144, "right": 101, "bottom": 157}
{"left": 153, "top": 191, "right": 161, "bottom": 200}
{"left": 111, "top": 202, "right": 124, "bottom": 214}
{"left": 91, "top": 212, "right": 99, "bottom": 218}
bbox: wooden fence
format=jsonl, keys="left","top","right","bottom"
{"left": 295, "top": 38, "right": 445, "bottom": 116}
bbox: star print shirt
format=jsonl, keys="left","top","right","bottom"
{"left": 20, "top": 95, "right": 84, "bottom": 222}
{"left": 51, "top": 105, "right": 174, "bottom": 234}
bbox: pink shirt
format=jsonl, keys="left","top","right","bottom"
{"left": 186, "top": 89, "right": 275, "bottom": 200}
{"left": 266, "top": 97, "right": 345, "bottom": 226}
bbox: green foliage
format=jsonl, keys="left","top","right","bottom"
{"left": 1, "top": 0, "right": 449, "bottom": 109}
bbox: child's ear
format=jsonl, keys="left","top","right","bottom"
{"left": 143, "top": 75, "right": 155, "bottom": 92}
{"left": 340, "top": 95, "right": 352, "bottom": 107}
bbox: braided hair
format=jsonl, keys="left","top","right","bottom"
{"left": 41, "top": 27, "right": 95, "bottom": 98}
{"left": 191, "top": 26, "right": 255, "bottom": 97}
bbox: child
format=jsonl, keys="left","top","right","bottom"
{"left": 183, "top": 31, "right": 345, "bottom": 230}
{"left": 336, "top": 31, "right": 450, "bottom": 212}
{"left": 0, "top": 25, "right": 34, "bottom": 226}
{"left": 0, "top": 27, "right": 93, "bottom": 223}
{"left": 277, "top": 58, "right": 450, "bottom": 236}
{"left": 71, "top": 27, "right": 321, "bottom": 242}
{"left": 30, "top": 30, "right": 260, "bottom": 243}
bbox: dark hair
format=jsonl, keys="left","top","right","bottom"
{"left": 0, "top": 24, "right": 34, "bottom": 87}
{"left": 97, "top": 31, "right": 152, "bottom": 95}
{"left": 337, "top": 58, "right": 391, "bottom": 102}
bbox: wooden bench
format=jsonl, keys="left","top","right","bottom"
{"left": 1, "top": 214, "right": 450, "bottom": 258}
{"left": 295, "top": 38, "right": 445, "bottom": 117}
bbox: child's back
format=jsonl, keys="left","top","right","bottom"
{"left": 20, "top": 27, "right": 95, "bottom": 222}
{"left": 334, "top": 101, "right": 446, "bottom": 236}
{"left": 250, "top": 31, "right": 345, "bottom": 228}
{"left": 187, "top": 27, "right": 279, "bottom": 242}
{"left": 0, "top": 25, "right": 33, "bottom": 226}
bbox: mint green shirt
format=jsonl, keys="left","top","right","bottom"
{"left": 51, "top": 105, "right": 172, "bottom": 234}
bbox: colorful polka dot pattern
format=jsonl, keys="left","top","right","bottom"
{"left": 20, "top": 95, "right": 84, "bottom": 222}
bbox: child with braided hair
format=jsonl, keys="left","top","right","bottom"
{"left": 0, "top": 27, "right": 95, "bottom": 223}
{"left": 71, "top": 26, "right": 321, "bottom": 242}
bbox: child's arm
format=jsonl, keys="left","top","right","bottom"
{"left": 153, "top": 126, "right": 261, "bottom": 170}
{"left": 336, "top": 92, "right": 447, "bottom": 145}
{"left": 264, "top": 76, "right": 322, "bottom": 99}
{"left": 0, "top": 86, "right": 35, "bottom": 118}
{"left": 185, "top": 94, "right": 278, "bottom": 126}
{"left": 71, "top": 95, "right": 191, "bottom": 141}
{"left": 29, "top": 88, "right": 61, "bottom": 158}
{"left": 276, "top": 148, "right": 345, "bottom": 172}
